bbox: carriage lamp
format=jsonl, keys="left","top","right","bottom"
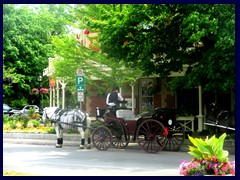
{"left": 168, "top": 119, "right": 173, "bottom": 125}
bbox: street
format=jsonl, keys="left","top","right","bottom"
{"left": 3, "top": 142, "right": 190, "bottom": 176}
{"left": 3, "top": 142, "right": 236, "bottom": 176}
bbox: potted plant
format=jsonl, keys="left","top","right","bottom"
{"left": 179, "top": 133, "right": 235, "bottom": 176}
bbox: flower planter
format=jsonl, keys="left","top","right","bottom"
{"left": 178, "top": 133, "right": 235, "bottom": 176}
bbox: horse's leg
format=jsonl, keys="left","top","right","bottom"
{"left": 78, "top": 127, "right": 85, "bottom": 149}
{"left": 85, "top": 128, "right": 91, "bottom": 149}
{"left": 55, "top": 123, "right": 62, "bottom": 148}
{"left": 60, "top": 128, "right": 63, "bottom": 146}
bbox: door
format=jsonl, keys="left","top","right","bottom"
{"left": 139, "top": 79, "right": 156, "bottom": 113}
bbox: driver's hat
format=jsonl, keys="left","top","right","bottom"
{"left": 112, "top": 87, "right": 119, "bottom": 91}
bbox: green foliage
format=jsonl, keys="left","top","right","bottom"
{"left": 27, "top": 107, "right": 35, "bottom": 117}
{"left": 180, "top": 133, "right": 235, "bottom": 176}
{"left": 31, "top": 119, "right": 40, "bottom": 128}
{"left": 91, "top": 120, "right": 103, "bottom": 127}
{"left": 46, "top": 127, "right": 56, "bottom": 134}
{"left": 9, "top": 119, "right": 17, "bottom": 129}
{"left": 3, "top": 4, "right": 235, "bottom": 106}
{"left": 48, "top": 4, "right": 143, "bottom": 92}
{"left": 78, "top": 4, "right": 235, "bottom": 93}
{"left": 3, "top": 114, "right": 10, "bottom": 123}
{"left": 51, "top": 33, "right": 142, "bottom": 93}
{"left": 20, "top": 116, "right": 30, "bottom": 128}
{"left": 10, "top": 98, "right": 28, "bottom": 109}
{"left": 188, "top": 133, "right": 229, "bottom": 163}
{"left": 3, "top": 4, "right": 75, "bottom": 105}
{"left": 3, "top": 115, "right": 55, "bottom": 134}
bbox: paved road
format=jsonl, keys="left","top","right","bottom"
{"left": 3, "top": 140, "right": 236, "bottom": 176}
{"left": 3, "top": 142, "right": 198, "bottom": 176}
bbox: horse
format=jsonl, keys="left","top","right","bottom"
{"left": 41, "top": 107, "right": 91, "bottom": 149}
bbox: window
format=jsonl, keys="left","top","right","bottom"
{"left": 140, "top": 79, "right": 155, "bottom": 113}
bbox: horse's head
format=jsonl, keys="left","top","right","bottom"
{"left": 41, "top": 107, "right": 60, "bottom": 124}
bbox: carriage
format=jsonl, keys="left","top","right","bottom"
{"left": 91, "top": 103, "right": 185, "bottom": 153}
{"left": 204, "top": 103, "right": 235, "bottom": 135}
{"left": 42, "top": 102, "right": 234, "bottom": 152}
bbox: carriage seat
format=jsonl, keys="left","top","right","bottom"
{"left": 116, "top": 109, "right": 139, "bottom": 121}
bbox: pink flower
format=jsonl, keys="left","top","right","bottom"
{"left": 31, "top": 88, "right": 39, "bottom": 95}
{"left": 221, "top": 165, "right": 227, "bottom": 172}
{"left": 40, "top": 88, "right": 49, "bottom": 94}
{"left": 230, "top": 169, "right": 235, "bottom": 175}
{"left": 212, "top": 156, "right": 217, "bottom": 162}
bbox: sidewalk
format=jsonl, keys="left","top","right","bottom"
{"left": 3, "top": 132, "right": 235, "bottom": 154}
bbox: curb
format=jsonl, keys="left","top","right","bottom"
{"left": 3, "top": 133, "right": 235, "bottom": 154}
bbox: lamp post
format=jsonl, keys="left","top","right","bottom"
{"left": 38, "top": 75, "right": 43, "bottom": 111}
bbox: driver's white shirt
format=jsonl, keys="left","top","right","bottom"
{"left": 106, "top": 93, "right": 123, "bottom": 106}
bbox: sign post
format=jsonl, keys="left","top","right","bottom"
{"left": 76, "top": 70, "right": 85, "bottom": 109}
{"left": 76, "top": 76, "right": 85, "bottom": 92}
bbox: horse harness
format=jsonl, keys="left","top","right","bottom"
{"left": 48, "top": 108, "right": 87, "bottom": 129}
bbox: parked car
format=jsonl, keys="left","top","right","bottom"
{"left": 19, "top": 105, "right": 40, "bottom": 115}
{"left": 3, "top": 104, "right": 21, "bottom": 116}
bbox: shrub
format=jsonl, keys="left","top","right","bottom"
{"left": 9, "top": 119, "right": 17, "bottom": 129}
{"left": 3, "top": 114, "right": 10, "bottom": 123}
{"left": 179, "top": 133, "right": 235, "bottom": 176}
{"left": 46, "top": 127, "right": 56, "bottom": 134}
{"left": 31, "top": 119, "right": 40, "bottom": 128}
{"left": 20, "top": 116, "right": 30, "bottom": 128}
{"left": 30, "top": 113, "right": 41, "bottom": 120}
{"left": 28, "top": 107, "right": 35, "bottom": 117}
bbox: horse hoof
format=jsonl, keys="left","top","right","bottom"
{"left": 55, "top": 144, "right": 62, "bottom": 148}
{"left": 79, "top": 146, "right": 84, "bottom": 149}
{"left": 87, "top": 145, "right": 91, "bottom": 149}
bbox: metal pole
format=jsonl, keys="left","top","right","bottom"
{"left": 53, "top": 87, "right": 55, "bottom": 107}
{"left": 41, "top": 93, "right": 43, "bottom": 110}
{"left": 38, "top": 75, "right": 42, "bottom": 111}
{"left": 131, "top": 84, "right": 135, "bottom": 113}
{"left": 50, "top": 87, "right": 52, "bottom": 107}
{"left": 56, "top": 80, "right": 60, "bottom": 108}
{"left": 197, "top": 85, "right": 204, "bottom": 132}
{"left": 39, "top": 83, "right": 41, "bottom": 110}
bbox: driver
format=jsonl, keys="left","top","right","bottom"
{"left": 106, "top": 87, "right": 124, "bottom": 114}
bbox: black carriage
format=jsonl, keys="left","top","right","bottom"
{"left": 92, "top": 104, "right": 185, "bottom": 153}
{"left": 204, "top": 103, "right": 235, "bottom": 134}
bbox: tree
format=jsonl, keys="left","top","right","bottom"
{"left": 51, "top": 32, "right": 142, "bottom": 95}
{"left": 3, "top": 4, "right": 75, "bottom": 107}
{"left": 76, "top": 4, "right": 235, "bottom": 93}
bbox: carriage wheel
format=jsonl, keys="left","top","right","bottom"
{"left": 164, "top": 122, "right": 185, "bottom": 151}
{"left": 136, "top": 119, "right": 167, "bottom": 153}
{"left": 92, "top": 126, "right": 112, "bottom": 151}
{"left": 110, "top": 125, "right": 130, "bottom": 149}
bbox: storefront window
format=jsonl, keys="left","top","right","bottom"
{"left": 141, "top": 79, "right": 155, "bottom": 112}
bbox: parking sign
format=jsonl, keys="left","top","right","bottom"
{"left": 76, "top": 76, "right": 85, "bottom": 92}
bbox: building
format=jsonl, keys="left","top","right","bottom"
{"left": 43, "top": 29, "right": 235, "bottom": 133}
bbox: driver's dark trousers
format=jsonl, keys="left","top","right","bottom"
{"left": 107, "top": 105, "right": 117, "bottom": 116}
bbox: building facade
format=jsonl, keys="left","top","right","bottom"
{"left": 43, "top": 29, "right": 235, "bottom": 133}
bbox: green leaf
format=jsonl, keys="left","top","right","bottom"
{"left": 188, "top": 147, "right": 203, "bottom": 159}
{"left": 187, "top": 133, "right": 229, "bottom": 162}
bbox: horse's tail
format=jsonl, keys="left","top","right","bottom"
{"left": 86, "top": 115, "right": 91, "bottom": 128}
{"left": 83, "top": 115, "right": 92, "bottom": 144}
